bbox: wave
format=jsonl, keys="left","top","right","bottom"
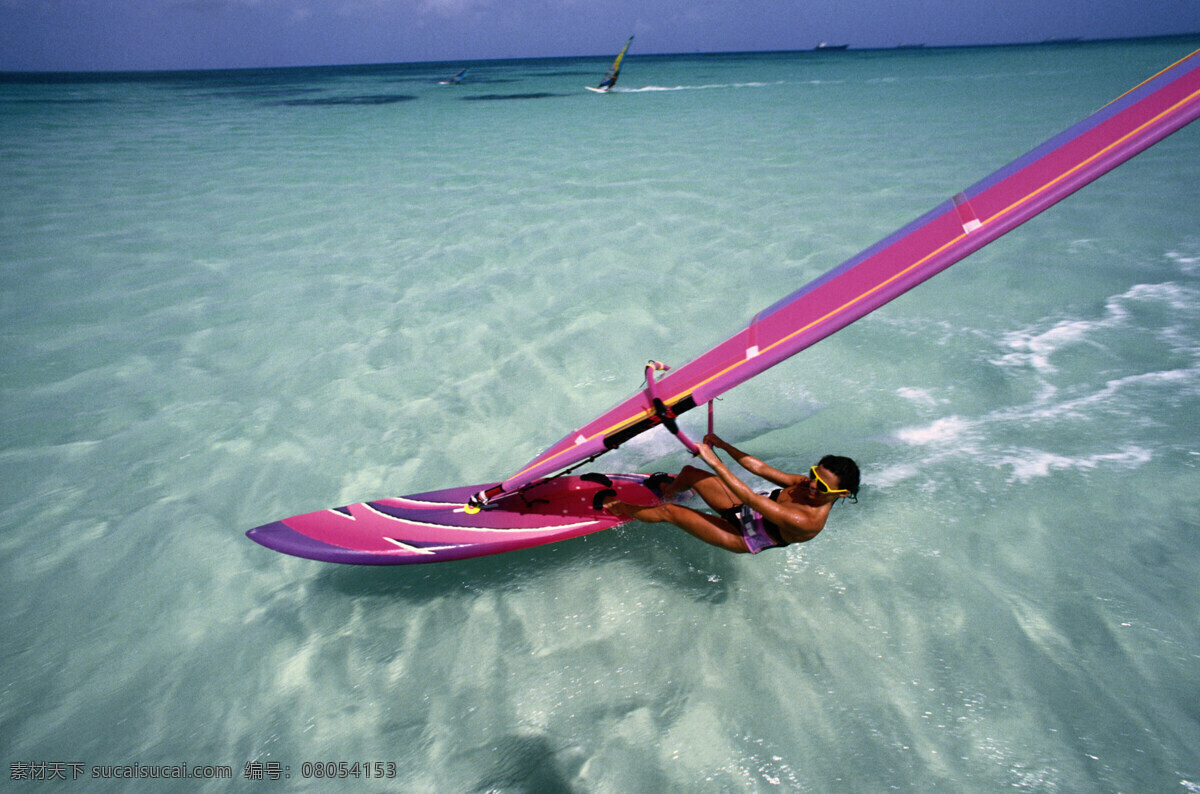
{"left": 878, "top": 277, "right": 1200, "bottom": 488}
{"left": 616, "top": 81, "right": 785, "bottom": 93}
{"left": 995, "top": 281, "right": 1199, "bottom": 374}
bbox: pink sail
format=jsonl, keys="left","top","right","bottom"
{"left": 250, "top": 50, "right": 1200, "bottom": 564}
{"left": 500, "top": 49, "right": 1200, "bottom": 495}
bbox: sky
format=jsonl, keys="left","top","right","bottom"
{"left": 1, "top": 0, "right": 1198, "bottom": 73}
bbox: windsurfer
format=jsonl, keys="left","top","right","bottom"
{"left": 599, "top": 434, "right": 859, "bottom": 553}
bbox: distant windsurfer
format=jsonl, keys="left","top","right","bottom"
{"left": 599, "top": 434, "right": 859, "bottom": 554}
{"left": 592, "top": 35, "right": 633, "bottom": 92}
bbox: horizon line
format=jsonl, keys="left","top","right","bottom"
{"left": 3, "top": 31, "right": 1198, "bottom": 78}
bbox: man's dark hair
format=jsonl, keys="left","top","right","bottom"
{"left": 820, "top": 454, "right": 860, "bottom": 497}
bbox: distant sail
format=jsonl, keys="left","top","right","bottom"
{"left": 596, "top": 36, "right": 634, "bottom": 91}
{"left": 441, "top": 68, "right": 468, "bottom": 85}
{"left": 488, "top": 49, "right": 1200, "bottom": 499}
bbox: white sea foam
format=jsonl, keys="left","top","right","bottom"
{"left": 1167, "top": 248, "right": 1200, "bottom": 274}
{"left": 895, "top": 386, "right": 943, "bottom": 408}
{"left": 619, "top": 81, "right": 784, "bottom": 92}
{"left": 884, "top": 271, "right": 1199, "bottom": 489}
{"left": 894, "top": 415, "right": 974, "bottom": 446}
{"left": 999, "top": 445, "right": 1154, "bottom": 483}
{"left": 996, "top": 280, "right": 1199, "bottom": 374}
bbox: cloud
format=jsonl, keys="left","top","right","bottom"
{"left": 416, "top": 0, "right": 493, "bottom": 16}
{"left": 318, "top": 0, "right": 493, "bottom": 18}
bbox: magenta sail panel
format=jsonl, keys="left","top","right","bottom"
{"left": 503, "top": 49, "right": 1200, "bottom": 493}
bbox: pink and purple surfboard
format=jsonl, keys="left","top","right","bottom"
{"left": 246, "top": 474, "right": 660, "bottom": 565}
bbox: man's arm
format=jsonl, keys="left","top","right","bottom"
{"left": 698, "top": 443, "right": 826, "bottom": 540}
{"left": 704, "top": 433, "right": 804, "bottom": 488}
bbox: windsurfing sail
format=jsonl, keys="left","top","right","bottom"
{"left": 473, "top": 48, "right": 1200, "bottom": 507}
{"left": 596, "top": 35, "right": 634, "bottom": 90}
{"left": 446, "top": 68, "right": 468, "bottom": 85}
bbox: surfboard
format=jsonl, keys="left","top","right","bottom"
{"left": 585, "top": 86, "right": 611, "bottom": 94}
{"left": 246, "top": 473, "right": 662, "bottom": 565}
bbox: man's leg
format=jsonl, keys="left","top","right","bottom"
{"left": 666, "top": 465, "right": 740, "bottom": 513}
{"left": 604, "top": 499, "right": 749, "bottom": 553}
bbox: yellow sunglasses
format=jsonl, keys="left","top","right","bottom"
{"left": 810, "top": 466, "right": 849, "bottom": 496}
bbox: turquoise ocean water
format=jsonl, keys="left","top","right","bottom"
{"left": 2, "top": 38, "right": 1199, "bottom": 791}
